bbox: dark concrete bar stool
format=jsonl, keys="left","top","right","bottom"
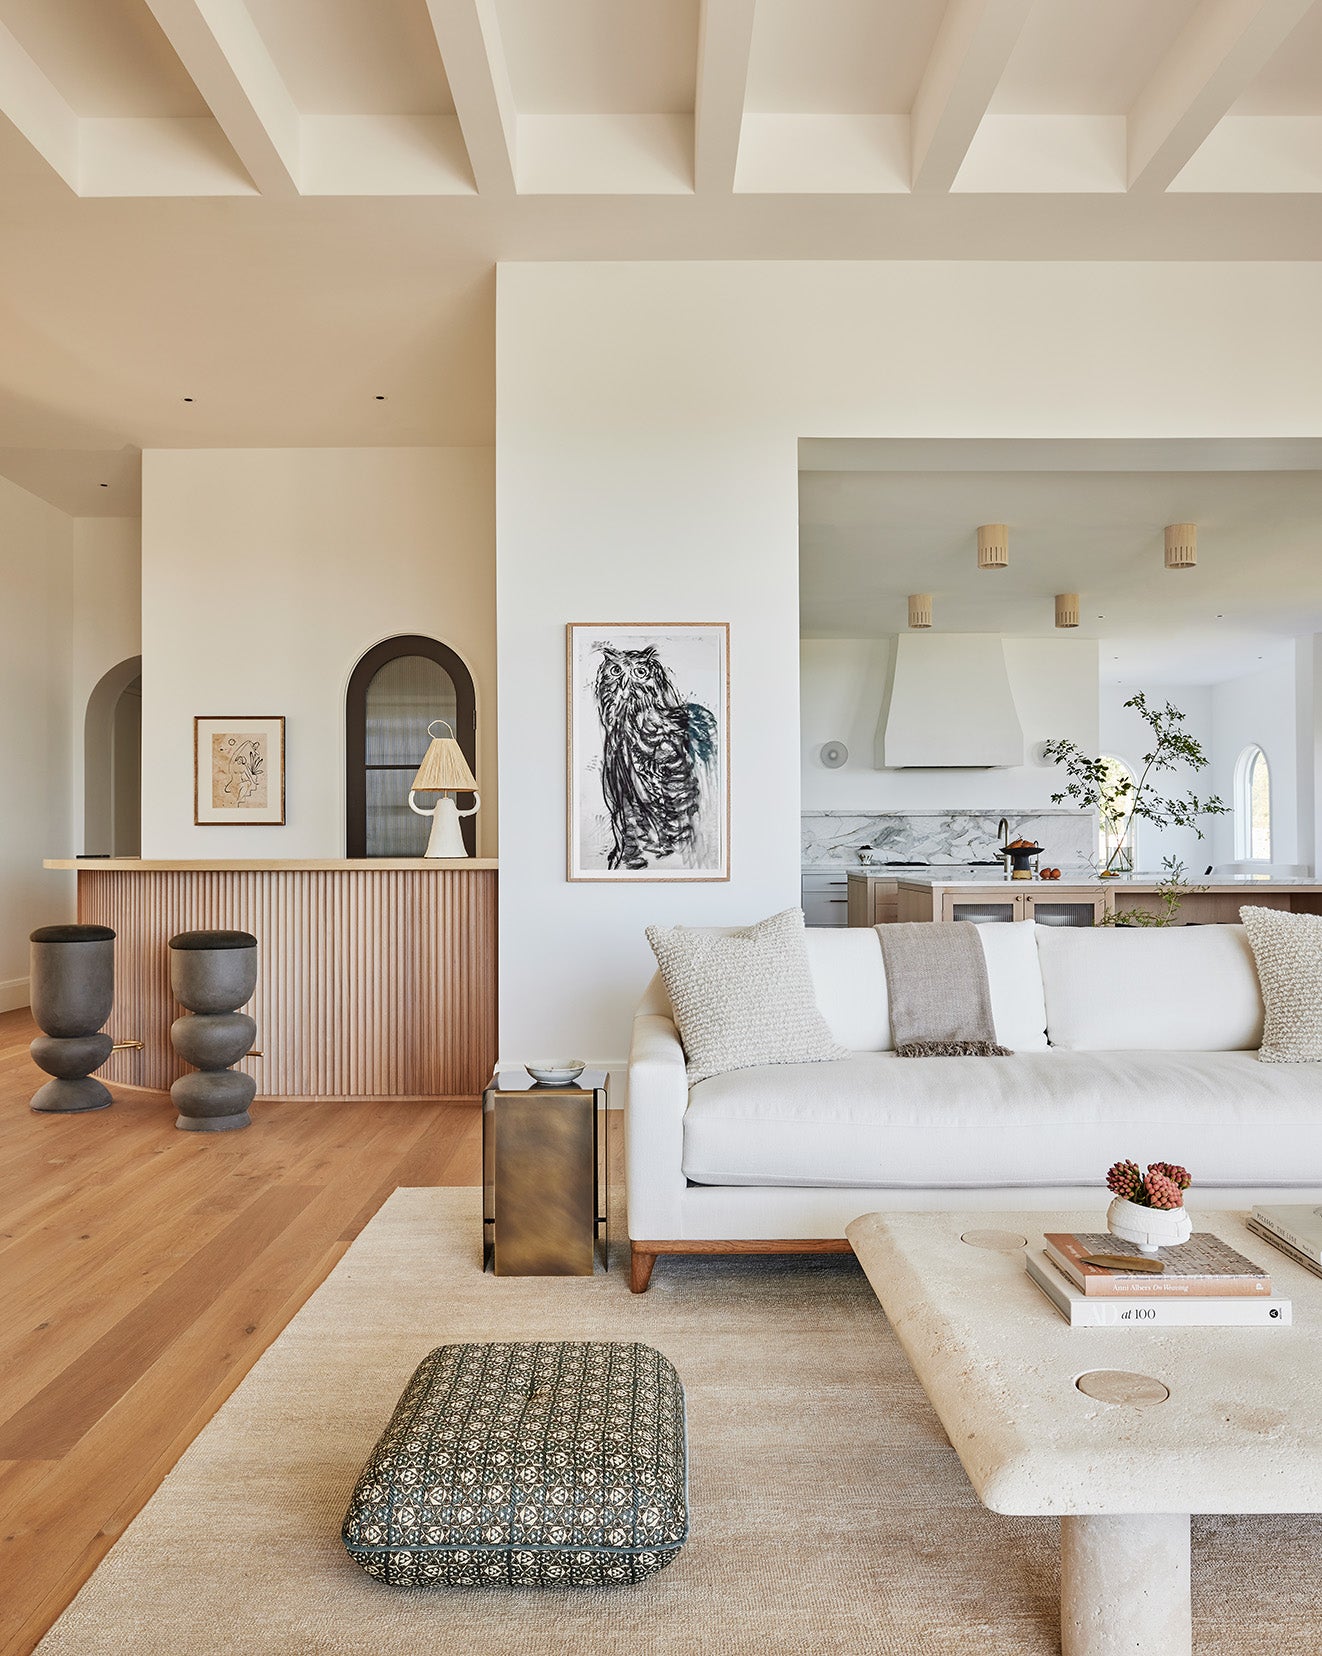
{"left": 169, "top": 929, "right": 258, "bottom": 1133}
{"left": 29, "top": 924, "right": 117, "bottom": 1112}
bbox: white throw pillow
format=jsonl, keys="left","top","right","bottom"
{"left": 976, "top": 920, "right": 1049, "bottom": 1052}
{"left": 1240, "top": 906, "right": 1322, "bottom": 1063}
{"left": 645, "top": 908, "right": 850, "bottom": 1084}
{"left": 1037, "top": 924, "right": 1265, "bottom": 1052}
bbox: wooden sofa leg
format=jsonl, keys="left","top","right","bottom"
{"left": 630, "top": 1246, "right": 658, "bottom": 1294}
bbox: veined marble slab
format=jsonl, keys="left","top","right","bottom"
{"left": 802, "top": 810, "right": 1094, "bottom": 869}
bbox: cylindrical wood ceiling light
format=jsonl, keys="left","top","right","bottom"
{"left": 908, "top": 593, "right": 932, "bottom": 629}
{"left": 977, "top": 524, "right": 1008, "bottom": 569}
{"left": 1165, "top": 523, "right": 1197, "bottom": 569}
{"left": 1055, "top": 593, "right": 1080, "bottom": 629}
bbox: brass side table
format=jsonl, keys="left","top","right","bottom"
{"left": 482, "top": 1068, "right": 608, "bottom": 1275}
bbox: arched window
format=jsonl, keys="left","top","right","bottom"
{"left": 346, "top": 636, "right": 478, "bottom": 857}
{"left": 1235, "top": 745, "right": 1272, "bottom": 862}
{"left": 1097, "top": 754, "right": 1138, "bottom": 872}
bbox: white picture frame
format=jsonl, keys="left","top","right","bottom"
{"left": 567, "top": 623, "right": 729, "bottom": 882}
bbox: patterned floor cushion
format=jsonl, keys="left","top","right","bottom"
{"left": 342, "top": 1340, "right": 688, "bottom": 1587}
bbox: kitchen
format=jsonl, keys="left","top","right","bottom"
{"left": 798, "top": 441, "right": 1322, "bottom": 929}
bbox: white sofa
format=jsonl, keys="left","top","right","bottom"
{"left": 625, "top": 921, "right": 1322, "bottom": 1291}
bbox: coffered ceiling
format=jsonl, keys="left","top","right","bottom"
{"left": 3, "top": 0, "right": 1322, "bottom": 511}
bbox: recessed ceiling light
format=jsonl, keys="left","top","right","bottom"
{"left": 99, "top": 482, "right": 108, "bottom": 488}
{"left": 1215, "top": 613, "right": 1224, "bottom": 619}
{"left": 1095, "top": 613, "right": 1105, "bottom": 619}
{"left": 183, "top": 396, "right": 194, "bottom": 403}
{"left": 375, "top": 394, "right": 386, "bottom": 401}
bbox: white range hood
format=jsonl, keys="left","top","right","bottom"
{"left": 875, "top": 633, "right": 1024, "bottom": 769}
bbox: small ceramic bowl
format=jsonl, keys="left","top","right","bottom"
{"left": 526, "top": 1059, "right": 586, "bottom": 1085}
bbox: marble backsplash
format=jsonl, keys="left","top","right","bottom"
{"left": 802, "top": 809, "right": 1095, "bottom": 868}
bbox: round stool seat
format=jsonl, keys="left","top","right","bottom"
{"left": 169, "top": 929, "right": 257, "bottom": 951}
{"left": 30, "top": 924, "right": 116, "bottom": 943}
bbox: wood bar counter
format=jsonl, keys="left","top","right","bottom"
{"left": 43, "top": 859, "right": 497, "bottom": 1100}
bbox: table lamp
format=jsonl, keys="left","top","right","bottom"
{"left": 408, "top": 720, "right": 479, "bottom": 858}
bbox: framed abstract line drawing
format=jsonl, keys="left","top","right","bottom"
{"left": 567, "top": 623, "right": 729, "bottom": 882}
{"left": 194, "top": 716, "right": 286, "bottom": 826}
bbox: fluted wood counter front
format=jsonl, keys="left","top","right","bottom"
{"left": 44, "top": 859, "right": 497, "bottom": 1100}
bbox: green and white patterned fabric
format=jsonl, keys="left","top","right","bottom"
{"left": 342, "top": 1341, "right": 688, "bottom": 1588}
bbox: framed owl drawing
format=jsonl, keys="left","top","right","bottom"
{"left": 567, "top": 623, "right": 729, "bottom": 882}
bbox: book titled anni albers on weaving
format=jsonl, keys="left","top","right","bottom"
{"left": 1043, "top": 1233, "right": 1272, "bottom": 1297}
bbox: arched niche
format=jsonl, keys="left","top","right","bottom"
{"left": 346, "top": 635, "right": 478, "bottom": 857}
{"left": 84, "top": 656, "right": 142, "bottom": 856}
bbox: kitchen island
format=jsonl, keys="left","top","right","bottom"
{"left": 844, "top": 869, "right": 1322, "bottom": 926}
{"left": 43, "top": 858, "right": 497, "bottom": 1099}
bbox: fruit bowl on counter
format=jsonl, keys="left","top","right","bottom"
{"left": 999, "top": 839, "right": 1042, "bottom": 879}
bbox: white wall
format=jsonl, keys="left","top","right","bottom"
{"left": 802, "top": 635, "right": 1098, "bottom": 811}
{"left": 497, "top": 260, "right": 1322, "bottom": 1067}
{"left": 1099, "top": 683, "right": 1216, "bottom": 873}
{"left": 1209, "top": 656, "right": 1298, "bottom": 866}
{"left": 0, "top": 477, "right": 74, "bottom": 1009}
{"left": 71, "top": 518, "right": 142, "bottom": 855}
{"left": 140, "top": 448, "right": 496, "bottom": 858}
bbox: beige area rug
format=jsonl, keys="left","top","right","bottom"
{"left": 38, "top": 1190, "right": 1322, "bottom": 1656}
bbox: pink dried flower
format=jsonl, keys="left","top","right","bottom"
{"left": 1143, "top": 1171, "right": 1183, "bottom": 1210}
{"left": 1149, "top": 1161, "right": 1191, "bottom": 1191}
{"left": 1106, "top": 1160, "right": 1142, "bottom": 1201}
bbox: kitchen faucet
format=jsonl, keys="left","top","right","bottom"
{"left": 997, "top": 818, "right": 1011, "bottom": 876}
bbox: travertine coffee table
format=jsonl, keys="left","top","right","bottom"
{"left": 847, "top": 1209, "right": 1322, "bottom": 1656}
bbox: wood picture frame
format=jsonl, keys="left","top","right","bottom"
{"left": 567, "top": 623, "right": 729, "bottom": 882}
{"left": 193, "top": 716, "right": 286, "bottom": 826}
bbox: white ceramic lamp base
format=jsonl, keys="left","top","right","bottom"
{"left": 408, "top": 790, "right": 479, "bottom": 858}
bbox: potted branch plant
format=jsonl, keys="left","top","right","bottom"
{"left": 1042, "top": 693, "right": 1229, "bottom": 877}
{"left": 1106, "top": 1159, "right": 1193, "bottom": 1254}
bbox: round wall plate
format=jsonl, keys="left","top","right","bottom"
{"left": 820, "top": 741, "right": 848, "bottom": 769}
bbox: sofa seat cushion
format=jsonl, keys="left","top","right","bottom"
{"left": 681, "top": 1051, "right": 1322, "bottom": 1190}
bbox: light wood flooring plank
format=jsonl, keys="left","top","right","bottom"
{"left": 0, "top": 1007, "right": 482, "bottom": 1656}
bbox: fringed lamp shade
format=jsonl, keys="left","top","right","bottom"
{"left": 408, "top": 720, "right": 479, "bottom": 858}
{"left": 1054, "top": 593, "right": 1080, "bottom": 629}
{"left": 1165, "top": 523, "right": 1197, "bottom": 570}
{"left": 908, "top": 593, "right": 933, "bottom": 629}
{"left": 410, "top": 735, "right": 477, "bottom": 794}
{"left": 976, "top": 524, "right": 1008, "bottom": 569}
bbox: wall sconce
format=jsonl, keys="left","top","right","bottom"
{"left": 977, "top": 524, "right": 1008, "bottom": 569}
{"left": 1165, "top": 523, "right": 1197, "bottom": 569}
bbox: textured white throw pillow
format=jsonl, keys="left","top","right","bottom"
{"left": 1240, "top": 906, "right": 1322, "bottom": 1063}
{"left": 645, "top": 908, "right": 850, "bottom": 1084}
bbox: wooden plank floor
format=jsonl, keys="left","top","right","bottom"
{"left": 0, "top": 1007, "right": 482, "bottom": 1656}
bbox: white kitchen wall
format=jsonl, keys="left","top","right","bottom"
{"left": 802, "top": 635, "right": 1098, "bottom": 811}
{"left": 1209, "top": 655, "right": 1298, "bottom": 866}
{"left": 139, "top": 448, "right": 496, "bottom": 858}
{"left": 1099, "top": 682, "right": 1216, "bottom": 874}
{"left": 496, "top": 260, "right": 1322, "bottom": 1067}
{"left": 0, "top": 476, "right": 74, "bottom": 1009}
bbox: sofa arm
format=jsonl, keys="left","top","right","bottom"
{"left": 625, "top": 1011, "right": 689, "bottom": 1242}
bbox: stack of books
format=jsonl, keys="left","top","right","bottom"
{"left": 1248, "top": 1205, "right": 1322, "bottom": 1279}
{"left": 1026, "top": 1230, "right": 1292, "bottom": 1326}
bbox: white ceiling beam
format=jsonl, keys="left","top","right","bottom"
{"left": 142, "top": 0, "right": 300, "bottom": 196}
{"left": 694, "top": 0, "right": 757, "bottom": 193}
{"left": 424, "top": 0, "right": 517, "bottom": 197}
{"left": 1127, "top": 0, "right": 1318, "bottom": 194}
{"left": 909, "top": 0, "right": 1035, "bottom": 194}
{"left": 0, "top": 19, "right": 78, "bottom": 192}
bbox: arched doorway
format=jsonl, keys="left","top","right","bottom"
{"left": 345, "top": 636, "right": 478, "bottom": 857}
{"left": 84, "top": 656, "right": 142, "bottom": 856}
